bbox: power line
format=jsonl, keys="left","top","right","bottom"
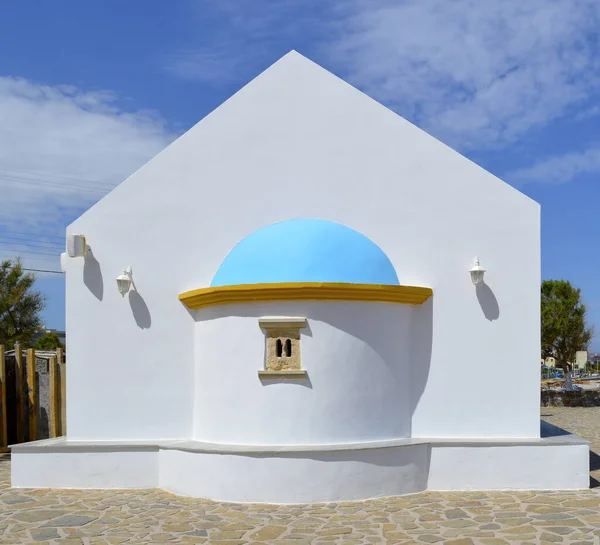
{"left": 0, "top": 239, "right": 63, "bottom": 250}
{"left": 1, "top": 234, "right": 64, "bottom": 244}
{"left": 0, "top": 230, "right": 64, "bottom": 242}
{"left": 1, "top": 173, "right": 114, "bottom": 191}
{"left": 0, "top": 237, "right": 65, "bottom": 250}
{"left": 23, "top": 268, "right": 63, "bottom": 275}
{"left": 0, "top": 167, "right": 115, "bottom": 188}
{"left": 0, "top": 175, "right": 110, "bottom": 194}
{"left": 0, "top": 247, "right": 60, "bottom": 257}
{"left": 0, "top": 170, "right": 113, "bottom": 187}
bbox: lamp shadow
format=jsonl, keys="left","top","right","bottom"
{"left": 83, "top": 249, "right": 103, "bottom": 301}
{"left": 476, "top": 282, "right": 499, "bottom": 321}
{"left": 129, "top": 289, "right": 151, "bottom": 329}
{"left": 259, "top": 376, "right": 313, "bottom": 389}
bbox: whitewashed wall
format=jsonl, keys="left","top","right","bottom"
{"left": 193, "top": 301, "right": 414, "bottom": 444}
{"left": 65, "top": 51, "right": 540, "bottom": 441}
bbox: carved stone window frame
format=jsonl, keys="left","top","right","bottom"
{"left": 258, "top": 317, "right": 307, "bottom": 379}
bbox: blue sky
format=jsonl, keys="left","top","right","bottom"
{"left": 1, "top": 1, "right": 600, "bottom": 348}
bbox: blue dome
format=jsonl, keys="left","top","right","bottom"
{"left": 211, "top": 219, "right": 399, "bottom": 287}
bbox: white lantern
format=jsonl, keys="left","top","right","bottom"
{"left": 66, "top": 234, "right": 87, "bottom": 257}
{"left": 116, "top": 266, "right": 133, "bottom": 297}
{"left": 469, "top": 257, "right": 486, "bottom": 285}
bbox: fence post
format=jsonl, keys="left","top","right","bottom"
{"left": 56, "top": 346, "right": 65, "bottom": 435}
{"left": 59, "top": 361, "right": 66, "bottom": 436}
{"left": 15, "top": 343, "right": 24, "bottom": 443}
{"left": 49, "top": 356, "right": 58, "bottom": 437}
{"left": 0, "top": 345, "right": 6, "bottom": 450}
{"left": 26, "top": 348, "right": 37, "bottom": 442}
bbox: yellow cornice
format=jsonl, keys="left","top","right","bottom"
{"left": 179, "top": 282, "right": 433, "bottom": 310}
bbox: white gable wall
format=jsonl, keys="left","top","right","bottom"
{"left": 65, "top": 52, "right": 540, "bottom": 441}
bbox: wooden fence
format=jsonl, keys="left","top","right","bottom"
{"left": 0, "top": 345, "right": 66, "bottom": 452}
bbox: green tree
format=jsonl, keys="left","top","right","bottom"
{"left": 0, "top": 259, "right": 45, "bottom": 348}
{"left": 34, "top": 332, "right": 63, "bottom": 350}
{"left": 541, "top": 279, "right": 594, "bottom": 389}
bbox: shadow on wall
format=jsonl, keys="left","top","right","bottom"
{"left": 308, "top": 301, "right": 433, "bottom": 438}
{"left": 129, "top": 289, "right": 152, "bottom": 329}
{"left": 243, "top": 442, "right": 431, "bottom": 469}
{"left": 259, "top": 376, "right": 313, "bottom": 389}
{"left": 197, "top": 299, "right": 434, "bottom": 437}
{"left": 476, "top": 283, "right": 500, "bottom": 321}
{"left": 83, "top": 249, "right": 103, "bottom": 301}
{"left": 409, "top": 297, "right": 433, "bottom": 429}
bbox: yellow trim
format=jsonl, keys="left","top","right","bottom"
{"left": 179, "top": 282, "right": 433, "bottom": 310}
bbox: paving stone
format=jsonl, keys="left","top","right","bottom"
{"left": 29, "top": 528, "right": 60, "bottom": 541}
{"left": 384, "top": 532, "right": 410, "bottom": 540}
{"left": 501, "top": 517, "right": 533, "bottom": 526}
{"left": 441, "top": 519, "right": 478, "bottom": 528}
{"left": 14, "top": 510, "right": 68, "bottom": 523}
{"left": 526, "top": 505, "right": 567, "bottom": 514}
{"left": 247, "top": 525, "right": 287, "bottom": 540}
{"left": 41, "top": 514, "right": 97, "bottom": 527}
{"left": 495, "top": 512, "right": 528, "bottom": 518}
{"left": 540, "top": 532, "right": 564, "bottom": 542}
{"left": 210, "top": 530, "right": 246, "bottom": 539}
{"left": 545, "top": 526, "right": 578, "bottom": 535}
{"left": 4, "top": 497, "right": 34, "bottom": 504}
{"left": 317, "top": 527, "right": 353, "bottom": 535}
{"left": 532, "top": 518, "right": 586, "bottom": 527}
{"left": 500, "top": 525, "right": 538, "bottom": 534}
{"left": 445, "top": 508, "right": 469, "bottom": 519}
{"left": 418, "top": 535, "right": 445, "bottom": 543}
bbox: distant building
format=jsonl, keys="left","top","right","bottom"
{"left": 32, "top": 328, "right": 66, "bottom": 346}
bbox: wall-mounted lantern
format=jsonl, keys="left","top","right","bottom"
{"left": 66, "top": 234, "right": 87, "bottom": 257}
{"left": 469, "top": 257, "right": 486, "bottom": 285}
{"left": 116, "top": 266, "right": 133, "bottom": 297}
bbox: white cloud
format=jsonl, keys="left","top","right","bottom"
{"left": 0, "top": 77, "right": 175, "bottom": 270}
{"left": 329, "top": 0, "right": 600, "bottom": 149}
{"left": 162, "top": 0, "right": 332, "bottom": 84}
{"left": 508, "top": 145, "right": 600, "bottom": 185}
{"left": 165, "top": 0, "right": 600, "bottom": 150}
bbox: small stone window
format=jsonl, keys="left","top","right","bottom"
{"left": 258, "top": 317, "right": 307, "bottom": 378}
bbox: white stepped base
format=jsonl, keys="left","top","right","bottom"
{"left": 11, "top": 425, "right": 589, "bottom": 504}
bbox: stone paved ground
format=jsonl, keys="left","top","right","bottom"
{"left": 1, "top": 408, "right": 599, "bottom": 544}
